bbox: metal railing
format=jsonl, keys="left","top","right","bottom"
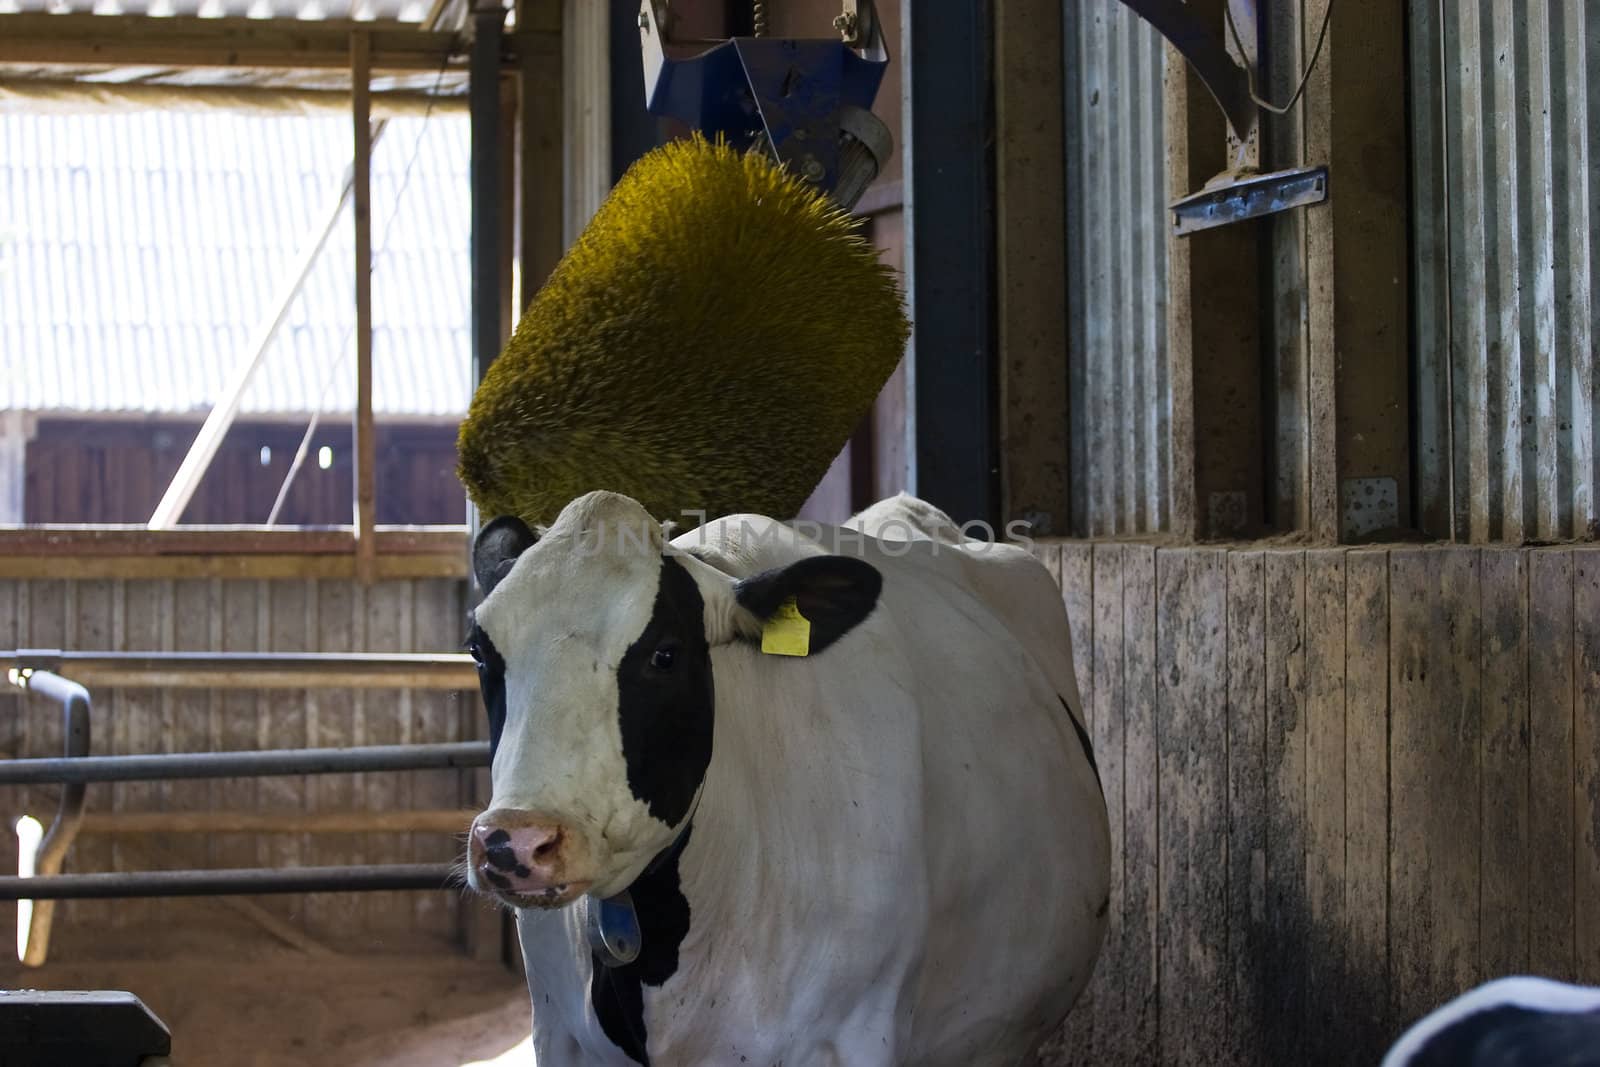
{"left": 1, "top": 650, "right": 488, "bottom": 965}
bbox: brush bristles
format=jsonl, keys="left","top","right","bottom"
{"left": 458, "top": 135, "right": 910, "bottom": 527}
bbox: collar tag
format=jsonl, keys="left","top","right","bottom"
{"left": 760, "top": 596, "right": 811, "bottom": 657}
{"left": 586, "top": 889, "right": 642, "bottom": 968}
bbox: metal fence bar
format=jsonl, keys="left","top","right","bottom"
{"left": 0, "top": 863, "right": 462, "bottom": 900}
{"left": 4, "top": 650, "right": 478, "bottom": 690}
{"left": 0, "top": 741, "right": 490, "bottom": 786}
{"left": 11, "top": 670, "right": 91, "bottom": 965}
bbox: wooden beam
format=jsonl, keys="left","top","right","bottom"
{"left": 0, "top": 525, "right": 467, "bottom": 555}
{"left": 352, "top": 31, "right": 377, "bottom": 585}
{"left": 514, "top": 2, "right": 564, "bottom": 308}
{"left": 1302, "top": 0, "right": 1410, "bottom": 541}
{"left": 0, "top": 14, "right": 468, "bottom": 73}
{"left": 1165, "top": 0, "right": 1264, "bottom": 540}
{"left": 0, "top": 79, "right": 467, "bottom": 118}
{"left": 0, "top": 553, "right": 465, "bottom": 581}
{"left": 994, "top": 0, "right": 1070, "bottom": 536}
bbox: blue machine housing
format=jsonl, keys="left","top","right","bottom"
{"left": 637, "top": 2, "right": 889, "bottom": 199}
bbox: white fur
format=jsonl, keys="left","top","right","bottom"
{"left": 481, "top": 492, "right": 1110, "bottom": 1066}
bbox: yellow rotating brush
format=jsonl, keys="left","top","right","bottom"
{"left": 457, "top": 135, "right": 909, "bottom": 528}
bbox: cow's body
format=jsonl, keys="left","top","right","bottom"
{"left": 466, "top": 492, "right": 1109, "bottom": 1067}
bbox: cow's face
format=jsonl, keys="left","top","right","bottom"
{"left": 463, "top": 491, "right": 880, "bottom": 910}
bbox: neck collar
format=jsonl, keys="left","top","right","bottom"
{"left": 585, "top": 790, "right": 701, "bottom": 969}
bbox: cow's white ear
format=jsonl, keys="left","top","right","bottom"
{"left": 729, "top": 556, "right": 883, "bottom": 655}
{"left": 473, "top": 515, "right": 538, "bottom": 595}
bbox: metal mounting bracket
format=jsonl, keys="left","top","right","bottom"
{"left": 1170, "top": 164, "right": 1329, "bottom": 236}
{"left": 1117, "top": 1, "right": 1333, "bottom": 234}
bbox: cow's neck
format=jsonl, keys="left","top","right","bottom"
{"left": 586, "top": 800, "right": 698, "bottom": 968}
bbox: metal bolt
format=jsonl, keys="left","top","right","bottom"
{"left": 637, "top": 9, "right": 649, "bottom": 29}
{"left": 800, "top": 156, "right": 825, "bottom": 182}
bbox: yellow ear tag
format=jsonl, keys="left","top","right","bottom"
{"left": 760, "top": 596, "right": 811, "bottom": 657}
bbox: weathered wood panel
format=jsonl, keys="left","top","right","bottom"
{"left": 1344, "top": 549, "right": 1390, "bottom": 1059}
{"left": 0, "top": 573, "right": 468, "bottom": 954}
{"left": 1528, "top": 549, "right": 1576, "bottom": 980}
{"left": 1088, "top": 544, "right": 1127, "bottom": 1065}
{"left": 24, "top": 419, "right": 465, "bottom": 526}
{"left": 1577, "top": 548, "right": 1600, "bottom": 975}
{"left": 1480, "top": 551, "right": 1529, "bottom": 978}
{"left": 1223, "top": 550, "right": 1266, "bottom": 1064}
{"left": 1155, "top": 548, "right": 1228, "bottom": 1065}
{"left": 1390, "top": 548, "right": 1483, "bottom": 1027}
{"left": 1120, "top": 545, "right": 1160, "bottom": 1065}
{"left": 1262, "top": 549, "right": 1307, "bottom": 1063}
{"left": 1303, "top": 550, "right": 1346, "bottom": 1058}
{"left": 1033, "top": 542, "right": 1600, "bottom": 1066}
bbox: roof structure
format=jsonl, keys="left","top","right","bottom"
{"left": 0, "top": 106, "right": 473, "bottom": 419}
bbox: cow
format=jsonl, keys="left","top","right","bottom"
{"left": 1382, "top": 976, "right": 1600, "bottom": 1067}
{"left": 462, "top": 490, "right": 1110, "bottom": 1066}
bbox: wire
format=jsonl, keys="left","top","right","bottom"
{"left": 266, "top": 44, "right": 455, "bottom": 525}
{"left": 1224, "top": 0, "right": 1334, "bottom": 116}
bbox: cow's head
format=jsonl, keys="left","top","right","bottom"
{"left": 464, "top": 491, "right": 881, "bottom": 910}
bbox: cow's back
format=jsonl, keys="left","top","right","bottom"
{"left": 677, "top": 501, "right": 1110, "bottom": 1065}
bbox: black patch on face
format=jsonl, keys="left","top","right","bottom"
{"left": 1061, "top": 695, "right": 1101, "bottom": 795}
{"left": 1405, "top": 1004, "right": 1600, "bottom": 1066}
{"left": 466, "top": 619, "right": 508, "bottom": 758}
{"left": 591, "top": 827, "right": 693, "bottom": 1066}
{"left": 615, "top": 557, "right": 714, "bottom": 827}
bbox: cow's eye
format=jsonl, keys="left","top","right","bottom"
{"left": 649, "top": 645, "right": 677, "bottom": 672}
{"left": 465, "top": 638, "right": 485, "bottom": 667}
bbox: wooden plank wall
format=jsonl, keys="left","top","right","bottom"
{"left": 1028, "top": 542, "right": 1600, "bottom": 1066}
{"left": 24, "top": 419, "right": 465, "bottom": 525}
{"left": 0, "top": 575, "right": 476, "bottom": 953}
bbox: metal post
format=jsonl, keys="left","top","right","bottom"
{"left": 472, "top": 1, "right": 506, "bottom": 387}
{"left": 3, "top": 650, "right": 477, "bottom": 690}
{"left": 9, "top": 670, "right": 90, "bottom": 966}
{"left": 0, "top": 741, "right": 490, "bottom": 786}
{"left": 352, "top": 30, "right": 378, "bottom": 583}
{"left": 903, "top": 0, "right": 998, "bottom": 526}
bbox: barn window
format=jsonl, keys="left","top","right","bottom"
{"left": 0, "top": 97, "right": 475, "bottom": 575}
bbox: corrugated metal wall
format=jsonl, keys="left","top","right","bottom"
{"left": 1063, "top": 0, "right": 1170, "bottom": 537}
{"left": 0, "top": 576, "right": 477, "bottom": 951}
{"left": 1410, "top": 0, "right": 1600, "bottom": 542}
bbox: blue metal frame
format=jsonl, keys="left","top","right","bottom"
{"left": 637, "top": 3, "right": 888, "bottom": 198}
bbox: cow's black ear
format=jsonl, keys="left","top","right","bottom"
{"left": 473, "top": 516, "right": 538, "bottom": 595}
{"left": 733, "top": 555, "right": 882, "bottom": 655}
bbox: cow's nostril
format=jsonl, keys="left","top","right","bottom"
{"left": 533, "top": 830, "right": 561, "bottom": 860}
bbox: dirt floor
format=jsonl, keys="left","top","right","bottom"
{"left": 0, "top": 913, "right": 535, "bottom": 1067}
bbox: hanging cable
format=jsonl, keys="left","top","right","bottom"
{"left": 1224, "top": 0, "right": 1334, "bottom": 116}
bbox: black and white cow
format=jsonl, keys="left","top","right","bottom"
{"left": 1382, "top": 976, "right": 1600, "bottom": 1067}
{"left": 463, "top": 490, "right": 1110, "bottom": 1066}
